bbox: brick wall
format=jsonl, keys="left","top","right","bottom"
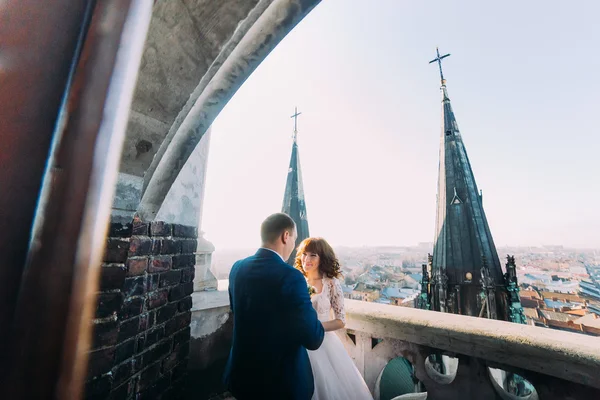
{"left": 86, "top": 217, "right": 196, "bottom": 399}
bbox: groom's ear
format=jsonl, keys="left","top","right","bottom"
{"left": 282, "top": 230, "right": 290, "bottom": 244}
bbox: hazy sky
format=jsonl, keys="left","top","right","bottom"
{"left": 202, "top": 0, "right": 600, "bottom": 250}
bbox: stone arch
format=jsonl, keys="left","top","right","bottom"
{"left": 115, "top": 0, "right": 321, "bottom": 224}
{"left": 109, "top": 0, "right": 322, "bottom": 295}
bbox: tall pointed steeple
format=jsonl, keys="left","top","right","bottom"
{"left": 428, "top": 49, "right": 506, "bottom": 318}
{"left": 282, "top": 107, "right": 310, "bottom": 264}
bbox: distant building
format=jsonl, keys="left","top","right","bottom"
{"left": 538, "top": 291, "right": 584, "bottom": 304}
{"left": 374, "top": 298, "right": 392, "bottom": 305}
{"left": 573, "top": 313, "right": 600, "bottom": 331}
{"left": 579, "top": 280, "right": 600, "bottom": 302}
{"left": 352, "top": 283, "right": 380, "bottom": 302}
{"left": 578, "top": 279, "right": 600, "bottom": 316}
{"left": 383, "top": 288, "right": 420, "bottom": 307}
{"left": 589, "top": 304, "right": 600, "bottom": 316}
{"left": 397, "top": 274, "right": 420, "bottom": 290}
{"left": 520, "top": 288, "right": 599, "bottom": 336}
{"left": 408, "top": 273, "right": 423, "bottom": 284}
{"left": 523, "top": 308, "right": 600, "bottom": 336}
{"left": 340, "top": 284, "right": 355, "bottom": 300}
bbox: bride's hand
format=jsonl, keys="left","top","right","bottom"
{"left": 321, "top": 319, "right": 345, "bottom": 332}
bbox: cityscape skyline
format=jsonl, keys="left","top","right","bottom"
{"left": 202, "top": 0, "right": 600, "bottom": 250}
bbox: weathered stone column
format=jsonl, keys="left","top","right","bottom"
{"left": 113, "top": 127, "right": 216, "bottom": 292}
{"left": 194, "top": 234, "right": 217, "bottom": 292}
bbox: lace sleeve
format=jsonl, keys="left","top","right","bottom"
{"left": 329, "top": 278, "right": 346, "bottom": 324}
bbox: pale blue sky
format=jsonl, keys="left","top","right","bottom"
{"left": 203, "top": 0, "right": 600, "bottom": 250}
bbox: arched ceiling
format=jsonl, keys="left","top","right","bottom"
{"left": 120, "top": 0, "right": 262, "bottom": 177}
{"left": 117, "top": 0, "right": 321, "bottom": 221}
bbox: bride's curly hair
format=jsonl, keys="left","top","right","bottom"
{"left": 294, "top": 237, "right": 342, "bottom": 279}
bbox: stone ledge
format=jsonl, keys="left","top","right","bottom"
{"left": 344, "top": 299, "right": 600, "bottom": 389}
{"left": 192, "top": 290, "right": 229, "bottom": 312}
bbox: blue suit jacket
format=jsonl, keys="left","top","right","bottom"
{"left": 223, "top": 248, "right": 325, "bottom": 400}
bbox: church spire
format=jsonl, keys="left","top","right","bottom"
{"left": 282, "top": 107, "right": 310, "bottom": 264}
{"left": 428, "top": 50, "right": 506, "bottom": 318}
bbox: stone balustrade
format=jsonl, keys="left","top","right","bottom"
{"left": 189, "top": 295, "right": 600, "bottom": 400}
{"left": 340, "top": 299, "right": 600, "bottom": 400}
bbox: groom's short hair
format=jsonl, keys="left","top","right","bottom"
{"left": 261, "top": 213, "right": 296, "bottom": 244}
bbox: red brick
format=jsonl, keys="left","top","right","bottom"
{"left": 108, "top": 222, "right": 132, "bottom": 238}
{"left": 114, "top": 338, "right": 135, "bottom": 364}
{"left": 91, "top": 319, "right": 119, "bottom": 349}
{"left": 154, "top": 303, "right": 176, "bottom": 325}
{"left": 119, "top": 298, "right": 143, "bottom": 320}
{"left": 112, "top": 359, "right": 134, "bottom": 387}
{"left": 100, "top": 265, "right": 127, "bottom": 291}
{"left": 160, "top": 238, "right": 181, "bottom": 255}
{"left": 151, "top": 238, "right": 162, "bottom": 255}
{"left": 180, "top": 267, "right": 194, "bottom": 283}
{"left": 118, "top": 316, "right": 141, "bottom": 342}
{"left": 173, "top": 254, "right": 196, "bottom": 269}
{"left": 179, "top": 239, "right": 197, "bottom": 254}
{"left": 177, "top": 297, "right": 192, "bottom": 312}
{"left": 132, "top": 217, "right": 149, "bottom": 235}
{"left": 139, "top": 312, "right": 153, "bottom": 332}
{"left": 173, "top": 326, "right": 190, "bottom": 346}
{"left": 168, "top": 282, "right": 193, "bottom": 302}
{"left": 165, "top": 312, "right": 191, "bottom": 336}
{"left": 146, "top": 274, "right": 160, "bottom": 292}
{"left": 173, "top": 224, "right": 197, "bottom": 238}
{"left": 137, "top": 326, "right": 165, "bottom": 353}
{"left": 145, "top": 326, "right": 165, "bottom": 349}
{"left": 150, "top": 221, "right": 172, "bottom": 237}
{"left": 141, "top": 340, "right": 172, "bottom": 368}
{"left": 123, "top": 276, "right": 146, "bottom": 297}
{"left": 149, "top": 256, "right": 172, "bottom": 273}
{"left": 88, "top": 347, "right": 115, "bottom": 377}
{"left": 162, "top": 340, "right": 190, "bottom": 372}
{"left": 104, "top": 238, "right": 129, "bottom": 263}
{"left": 95, "top": 292, "right": 123, "bottom": 318}
{"left": 172, "top": 254, "right": 195, "bottom": 269}
{"left": 160, "top": 270, "right": 182, "bottom": 288}
{"left": 126, "top": 257, "right": 148, "bottom": 276}
{"left": 147, "top": 289, "right": 168, "bottom": 309}
{"left": 110, "top": 379, "right": 134, "bottom": 400}
{"left": 129, "top": 237, "right": 152, "bottom": 256}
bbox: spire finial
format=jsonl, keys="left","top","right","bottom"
{"left": 290, "top": 106, "right": 302, "bottom": 142}
{"left": 429, "top": 47, "right": 451, "bottom": 85}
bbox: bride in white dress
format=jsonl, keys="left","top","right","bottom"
{"left": 295, "top": 237, "right": 374, "bottom": 400}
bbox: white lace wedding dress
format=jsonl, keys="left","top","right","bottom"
{"left": 308, "top": 277, "right": 374, "bottom": 400}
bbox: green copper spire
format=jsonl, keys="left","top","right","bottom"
{"left": 282, "top": 107, "right": 310, "bottom": 265}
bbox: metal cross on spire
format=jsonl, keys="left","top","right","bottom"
{"left": 429, "top": 47, "right": 451, "bottom": 85}
{"left": 291, "top": 106, "right": 302, "bottom": 142}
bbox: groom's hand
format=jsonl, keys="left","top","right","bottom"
{"left": 282, "top": 269, "right": 324, "bottom": 350}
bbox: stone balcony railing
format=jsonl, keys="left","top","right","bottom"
{"left": 340, "top": 300, "right": 600, "bottom": 400}
{"left": 189, "top": 293, "right": 600, "bottom": 400}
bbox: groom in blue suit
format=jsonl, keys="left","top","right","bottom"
{"left": 223, "top": 213, "right": 325, "bottom": 399}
